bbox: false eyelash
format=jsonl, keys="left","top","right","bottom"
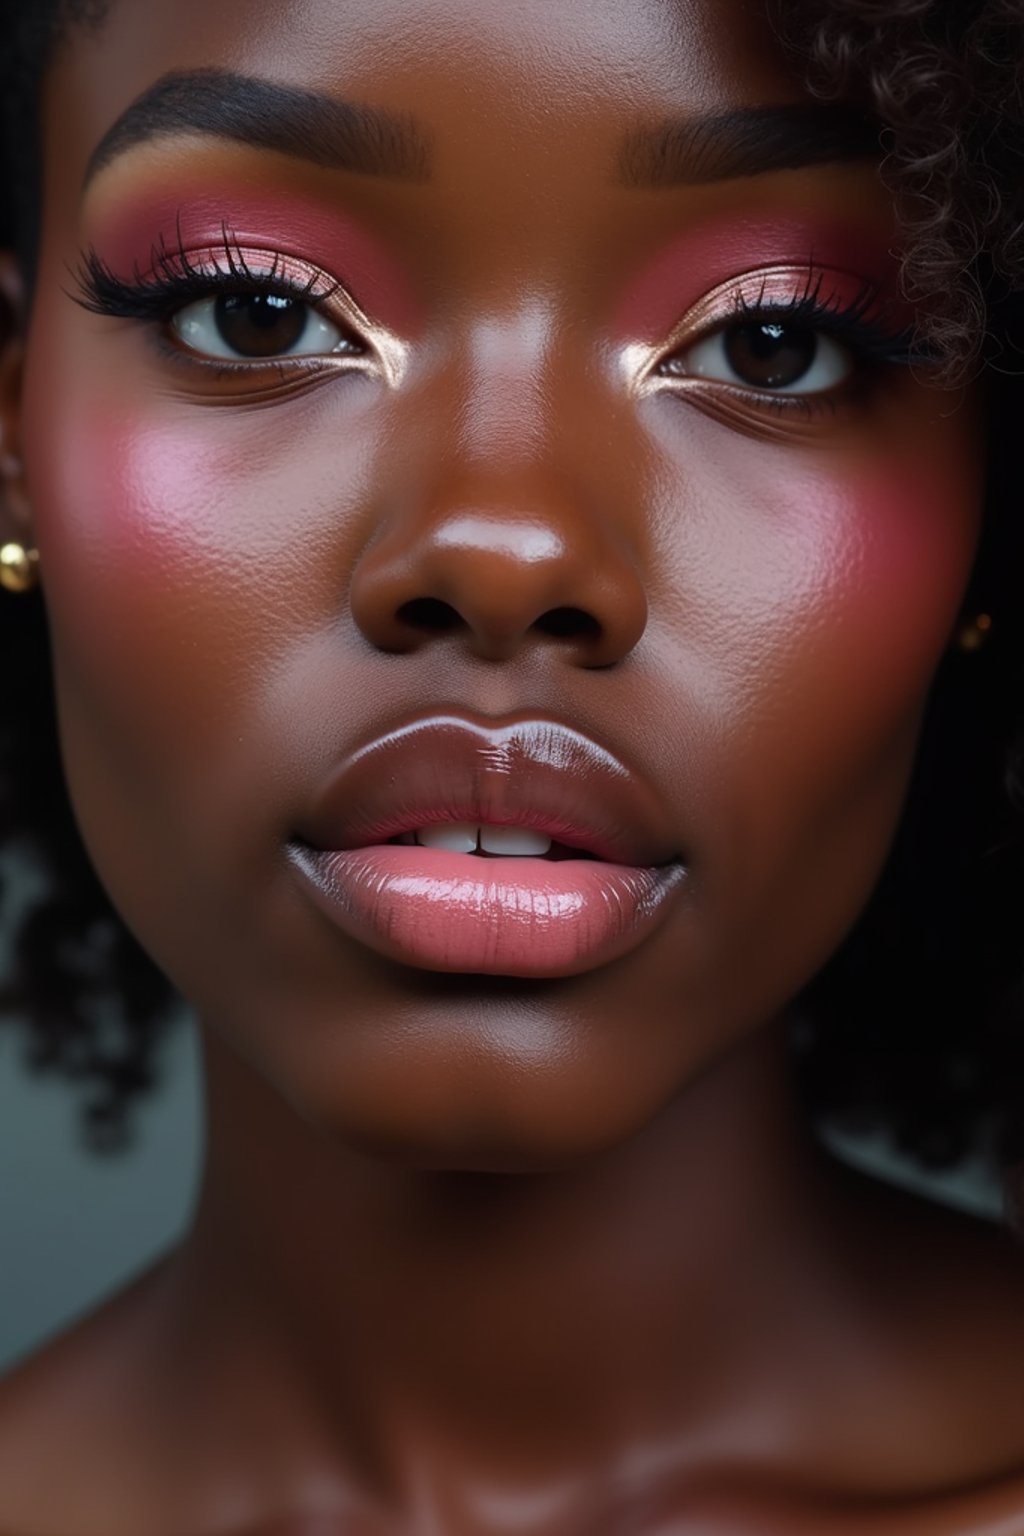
{"left": 69, "top": 224, "right": 350, "bottom": 328}
{"left": 728, "top": 270, "right": 921, "bottom": 368}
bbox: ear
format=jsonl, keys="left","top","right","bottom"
{"left": 0, "top": 252, "right": 35, "bottom": 546}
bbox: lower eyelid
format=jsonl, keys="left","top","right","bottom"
{"left": 149, "top": 327, "right": 351, "bottom": 391}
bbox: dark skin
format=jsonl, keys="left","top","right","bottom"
{"left": 3, "top": 0, "right": 1024, "bottom": 1531}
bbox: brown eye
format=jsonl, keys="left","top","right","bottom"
{"left": 171, "top": 291, "right": 361, "bottom": 362}
{"left": 214, "top": 294, "right": 309, "bottom": 357}
{"left": 663, "top": 318, "right": 852, "bottom": 395}
{"left": 722, "top": 321, "right": 817, "bottom": 389}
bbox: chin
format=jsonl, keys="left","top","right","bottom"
{"left": 275, "top": 1034, "right": 678, "bottom": 1176}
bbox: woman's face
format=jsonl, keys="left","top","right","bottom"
{"left": 16, "top": 0, "right": 982, "bottom": 1166}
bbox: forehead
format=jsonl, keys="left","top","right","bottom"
{"left": 49, "top": 0, "right": 806, "bottom": 165}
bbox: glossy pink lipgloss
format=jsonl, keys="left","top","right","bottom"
{"left": 290, "top": 843, "right": 685, "bottom": 977}
{"left": 289, "top": 718, "right": 686, "bottom": 976}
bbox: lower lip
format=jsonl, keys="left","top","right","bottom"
{"left": 289, "top": 844, "right": 686, "bottom": 977}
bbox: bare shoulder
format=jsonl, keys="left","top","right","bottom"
{"left": 0, "top": 1257, "right": 177, "bottom": 1536}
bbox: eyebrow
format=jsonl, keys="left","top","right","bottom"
{"left": 83, "top": 68, "right": 432, "bottom": 189}
{"left": 619, "top": 104, "right": 881, "bottom": 187}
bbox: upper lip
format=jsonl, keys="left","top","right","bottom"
{"left": 292, "top": 715, "right": 683, "bottom": 868}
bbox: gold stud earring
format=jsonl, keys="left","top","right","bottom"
{"left": 0, "top": 541, "right": 40, "bottom": 594}
{"left": 956, "top": 612, "right": 993, "bottom": 653}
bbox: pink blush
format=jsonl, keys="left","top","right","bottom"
{"left": 788, "top": 450, "right": 984, "bottom": 703}
{"left": 84, "top": 183, "right": 423, "bottom": 335}
{"left": 614, "top": 216, "right": 906, "bottom": 341}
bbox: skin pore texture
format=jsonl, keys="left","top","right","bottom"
{"left": 2, "top": 0, "right": 1024, "bottom": 1532}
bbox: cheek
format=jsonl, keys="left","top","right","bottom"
{"left": 649, "top": 405, "right": 982, "bottom": 687}
{"left": 20, "top": 319, "right": 398, "bottom": 913}
{"left": 666, "top": 414, "right": 984, "bottom": 889}
{"left": 23, "top": 375, "right": 377, "bottom": 763}
{"left": 755, "top": 455, "right": 976, "bottom": 685}
{"left": 30, "top": 403, "right": 276, "bottom": 739}
{"left": 768, "top": 451, "right": 980, "bottom": 742}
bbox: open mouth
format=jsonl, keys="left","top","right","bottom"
{"left": 289, "top": 714, "right": 686, "bottom": 975}
{"left": 386, "top": 823, "right": 599, "bottom": 861}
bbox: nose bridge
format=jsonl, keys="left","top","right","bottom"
{"left": 348, "top": 304, "right": 648, "bottom": 667}
{"left": 456, "top": 302, "right": 556, "bottom": 465}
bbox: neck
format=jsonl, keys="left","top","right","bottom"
{"left": 164, "top": 1020, "right": 841, "bottom": 1501}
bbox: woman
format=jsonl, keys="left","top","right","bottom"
{"left": 0, "top": 0, "right": 1023, "bottom": 1530}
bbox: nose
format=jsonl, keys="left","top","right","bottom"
{"left": 349, "top": 480, "right": 648, "bottom": 668}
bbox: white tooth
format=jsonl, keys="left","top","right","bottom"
{"left": 479, "top": 825, "right": 552, "bottom": 856}
{"left": 416, "top": 823, "right": 479, "bottom": 853}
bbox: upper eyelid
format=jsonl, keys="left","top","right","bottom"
{"left": 159, "top": 244, "right": 338, "bottom": 295}
{"left": 673, "top": 265, "right": 880, "bottom": 345}
{"left": 166, "top": 244, "right": 377, "bottom": 339}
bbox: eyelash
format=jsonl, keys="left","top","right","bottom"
{"left": 70, "top": 228, "right": 365, "bottom": 376}
{"left": 656, "top": 270, "right": 921, "bottom": 418}
{"left": 70, "top": 235, "right": 920, "bottom": 418}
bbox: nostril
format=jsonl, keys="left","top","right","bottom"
{"left": 535, "top": 606, "right": 602, "bottom": 641}
{"left": 394, "top": 599, "right": 602, "bottom": 644}
{"left": 397, "top": 597, "right": 463, "bottom": 634}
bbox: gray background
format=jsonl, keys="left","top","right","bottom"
{"left": 0, "top": 996, "right": 1003, "bottom": 1375}
{"left": 0, "top": 1011, "right": 202, "bottom": 1373}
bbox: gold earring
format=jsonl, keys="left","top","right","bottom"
{"left": 0, "top": 541, "right": 39, "bottom": 594}
{"left": 956, "top": 612, "right": 993, "bottom": 653}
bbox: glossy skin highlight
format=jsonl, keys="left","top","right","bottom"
{"left": 1, "top": 0, "right": 1024, "bottom": 1532}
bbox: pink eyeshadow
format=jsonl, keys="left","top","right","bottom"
{"left": 614, "top": 216, "right": 907, "bottom": 340}
{"left": 84, "top": 183, "right": 423, "bottom": 335}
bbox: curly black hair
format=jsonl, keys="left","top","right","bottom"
{"left": 0, "top": 1, "right": 183, "bottom": 1151}
{"left": 0, "top": 0, "right": 1023, "bottom": 1160}
{"left": 773, "top": 0, "right": 1024, "bottom": 1177}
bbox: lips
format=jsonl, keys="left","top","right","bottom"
{"left": 287, "top": 716, "right": 686, "bottom": 977}
{"left": 293, "top": 715, "right": 681, "bottom": 866}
